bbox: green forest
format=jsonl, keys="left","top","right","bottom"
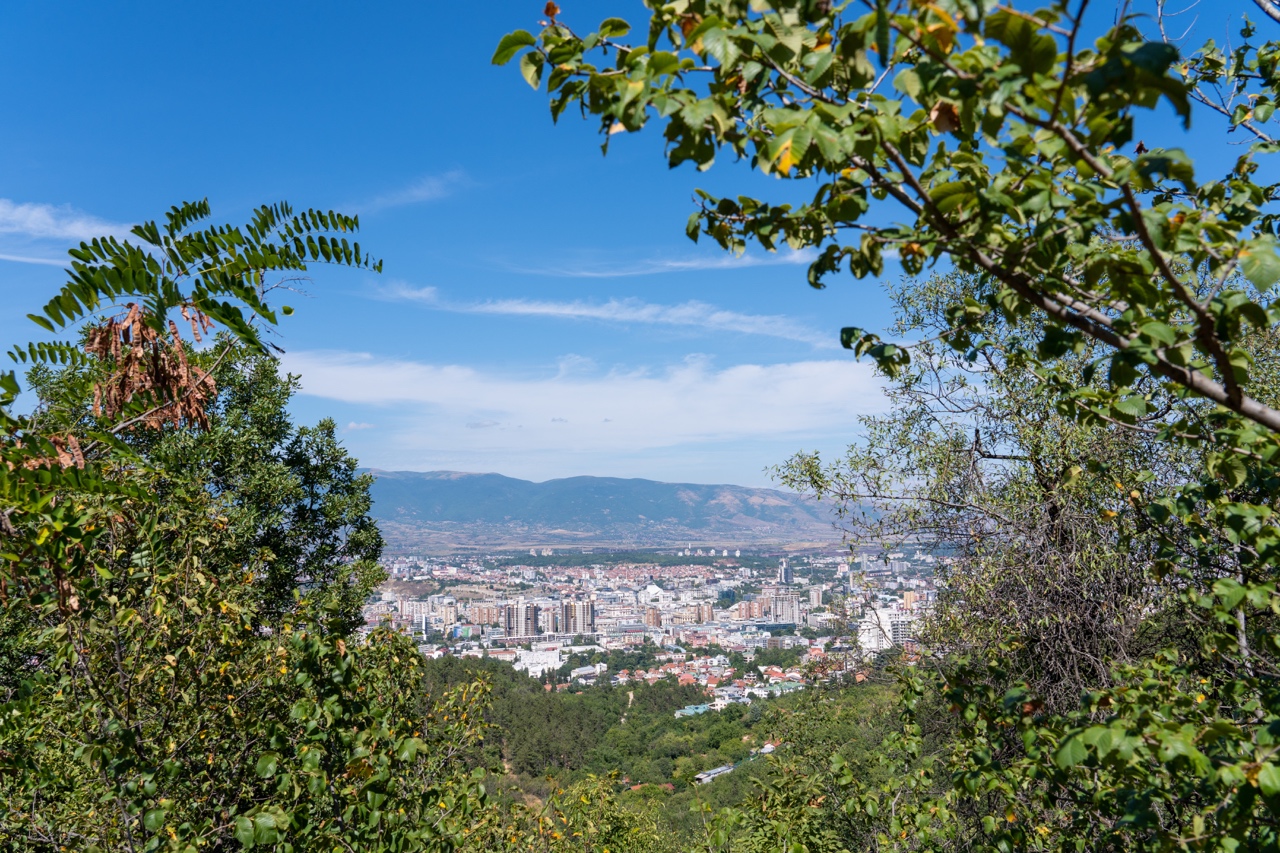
{"left": 5, "top": 1, "right": 1280, "bottom": 851}
{"left": 420, "top": 654, "right": 899, "bottom": 843}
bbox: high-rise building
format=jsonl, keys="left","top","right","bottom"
{"left": 772, "top": 594, "right": 801, "bottom": 624}
{"left": 696, "top": 603, "right": 714, "bottom": 623}
{"left": 777, "top": 559, "right": 794, "bottom": 585}
{"left": 902, "top": 590, "right": 919, "bottom": 611}
{"left": 562, "top": 601, "right": 595, "bottom": 634}
{"left": 502, "top": 600, "right": 539, "bottom": 638}
{"left": 889, "top": 610, "right": 915, "bottom": 644}
{"left": 471, "top": 603, "right": 503, "bottom": 626}
{"left": 643, "top": 605, "right": 662, "bottom": 628}
{"left": 809, "top": 587, "right": 823, "bottom": 607}
{"left": 540, "top": 604, "right": 562, "bottom": 634}
{"left": 397, "top": 599, "right": 431, "bottom": 618}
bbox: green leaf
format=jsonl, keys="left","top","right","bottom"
{"left": 255, "top": 752, "right": 278, "bottom": 778}
{"left": 1258, "top": 762, "right": 1280, "bottom": 796}
{"left": 840, "top": 326, "right": 867, "bottom": 350}
{"left": 1138, "top": 319, "right": 1178, "bottom": 346}
{"left": 893, "top": 68, "right": 921, "bottom": 100}
{"left": 254, "top": 812, "right": 281, "bottom": 844}
{"left": 1214, "top": 453, "right": 1248, "bottom": 488}
{"left": 26, "top": 313, "right": 55, "bottom": 333}
{"left": 929, "top": 181, "right": 973, "bottom": 213}
{"left": 1213, "top": 578, "right": 1247, "bottom": 610}
{"left": 985, "top": 9, "right": 1057, "bottom": 77}
{"left": 234, "top": 816, "right": 256, "bottom": 848}
{"left": 492, "top": 30, "right": 537, "bottom": 65}
{"left": 1240, "top": 237, "right": 1280, "bottom": 291}
{"left": 1113, "top": 395, "right": 1148, "bottom": 417}
{"left": 520, "top": 51, "right": 545, "bottom": 89}
{"left": 599, "top": 17, "right": 631, "bottom": 38}
{"left": 1054, "top": 735, "right": 1088, "bottom": 768}
{"left": 1125, "top": 42, "right": 1179, "bottom": 75}
{"left": 396, "top": 737, "right": 424, "bottom": 762}
{"left": 143, "top": 808, "right": 166, "bottom": 832}
{"left": 874, "top": 0, "right": 890, "bottom": 68}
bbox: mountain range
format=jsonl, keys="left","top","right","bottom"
{"left": 364, "top": 470, "right": 843, "bottom": 552}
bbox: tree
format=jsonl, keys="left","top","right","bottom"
{"left": 157, "top": 345, "right": 385, "bottom": 633}
{"left": 496, "top": 1, "right": 1280, "bottom": 439}
{"left": 26, "top": 340, "right": 387, "bottom": 635}
{"left": 499, "top": 4, "right": 1280, "bottom": 849}
{"left": 0, "top": 201, "right": 490, "bottom": 852}
{"left": 777, "top": 270, "right": 1203, "bottom": 711}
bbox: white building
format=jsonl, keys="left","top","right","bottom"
{"left": 514, "top": 649, "right": 562, "bottom": 679}
{"left": 857, "top": 606, "right": 917, "bottom": 655}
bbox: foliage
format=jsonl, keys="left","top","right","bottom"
{"left": 498, "top": 4, "right": 1280, "bottom": 848}
{"left": 0, "top": 201, "right": 493, "bottom": 852}
{"left": 467, "top": 774, "right": 678, "bottom": 853}
{"left": 157, "top": 346, "right": 386, "bottom": 633}
{"left": 424, "top": 656, "right": 730, "bottom": 784}
{"left": 778, "top": 270, "right": 1198, "bottom": 710}
{"left": 497, "top": 0, "right": 1280, "bottom": 436}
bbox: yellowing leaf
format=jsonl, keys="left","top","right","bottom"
{"left": 775, "top": 137, "right": 796, "bottom": 173}
{"left": 927, "top": 23, "right": 955, "bottom": 53}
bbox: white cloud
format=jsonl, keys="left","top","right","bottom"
{"left": 377, "top": 283, "right": 438, "bottom": 303}
{"left": 371, "top": 283, "right": 835, "bottom": 348}
{"left": 345, "top": 421, "right": 377, "bottom": 430}
{"left": 0, "top": 252, "right": 68, "bottom": 267}
{"left": 505, "top": 247, "right": 818, "bottom": 278}
{"left": 281, "top": 350, "right": 886, "bottom": 458}
{"left": 467, "top": 296, "right": 833, "bottom": 348}
{"left": 0, "top": 199, "right": 129, "bottom": 243}
{"left": 356, "top": 171, "right": 466, "bottom": 213}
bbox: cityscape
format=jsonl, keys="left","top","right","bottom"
{"left": 363, "top": 547, "right": 940, "bottom": 699}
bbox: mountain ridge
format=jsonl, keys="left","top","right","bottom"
{"left": 364, "top": 469, "right": 843, "bottom": 552}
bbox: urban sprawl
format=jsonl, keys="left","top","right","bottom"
{"left": 362, "top": 548, "right": 939, "bottom": 710}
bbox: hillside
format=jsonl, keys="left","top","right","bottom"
{"left": 365, "top": 470, "right": 842, "bottom": 552}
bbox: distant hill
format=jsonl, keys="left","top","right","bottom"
{"left": 364, "top": 470, "right": 843, "bottom": 552}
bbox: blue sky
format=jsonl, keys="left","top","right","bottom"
{"left": 0, "top": 1, "right": 1258, "bottom": 486}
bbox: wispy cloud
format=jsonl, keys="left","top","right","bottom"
{"left": 355, "top": 170, "right": 467, "bottom": 214}
{"left": 0, "top": 199, "right": 129, "bottom": 243}
{"left": 503, "top": 247, "right": 819, "bottom": 278}
{"left": 381, "top": 284, "right": 438, "bottom": 303}
{"left": 0, "top": 252, "right": 69, "bottom": 267}
{"left": 469, "top": 297, "right": 832, "bottom": 348}
{"left": 373, "top": 283, "right": 834, "bottom": 348}
{"left": 345, "top": 421, "right": 377, "bottom": 431}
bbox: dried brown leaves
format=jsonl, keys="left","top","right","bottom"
{"left": 84, "top": 303, "right": 217, "bottom": 431}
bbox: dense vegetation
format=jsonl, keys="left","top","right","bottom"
{"left": 423, "top": 656, "right": 739, "bottom": 780}
{"left": 422, "top": 653, "right": 900, "bottom": 847}
{"left": 491, "top": 1, "right": 1280, "bottom": 849}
